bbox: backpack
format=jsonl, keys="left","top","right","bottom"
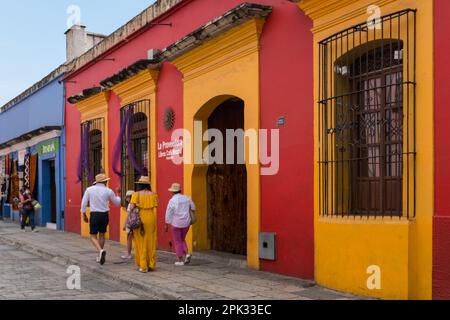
{"left": 127, "top": 193, "right": 144, "bottom": 234}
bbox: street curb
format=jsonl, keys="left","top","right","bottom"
{"left": 0, "top": 234, "right": 185, "bottom": 300}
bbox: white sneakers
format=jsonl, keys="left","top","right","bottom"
{"left": 175, "top": 254, "right": 192, "bottom": 266}
{"left": 99, "top": 250, "right": 106, "bottom": 265}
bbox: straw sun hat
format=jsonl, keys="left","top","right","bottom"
{"left": 135, "top": 176, "right": 151, "bottom": 185}
{"left": 93, "top": 173, "right": 110, "bottom": 185}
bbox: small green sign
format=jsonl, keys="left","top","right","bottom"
{"left": 38, "top": 139, "right": 58, "bottom": 156}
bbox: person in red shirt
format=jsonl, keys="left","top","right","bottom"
{"left": 20, "top": 188, "right": 36, "bottom": 232}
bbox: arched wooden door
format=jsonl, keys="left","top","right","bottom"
{"left": 207, "top": 98, "right": 247, "bottom": 255}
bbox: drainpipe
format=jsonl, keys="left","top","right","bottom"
{"left": 60, "top": 77, "right": 67, "bottom": 230}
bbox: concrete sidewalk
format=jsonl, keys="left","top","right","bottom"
{"left": 0, "top": 221, "right": 363, "bottom": 300}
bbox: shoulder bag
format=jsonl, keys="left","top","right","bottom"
{"left": 128, "top": 192, "right": 143, "bottom": 231}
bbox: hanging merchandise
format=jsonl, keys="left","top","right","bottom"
{"left": 29, "top": 154, "right": 38, "bottom": 196}
{"left": 18, "top": 149, "right": 26, "bottom": 167}
{"left": 9, "top": 161, "right": 19, "bottom": 211}
{"left": 0, "top": 156, "right": 4, "bottom": 176}
{"left": 4, "top": 155, "right": 11, "bottom": 203}
{"left": 24, "top": 154, "right": 30, "bottom": 189}
{"left": 5, "top": 154, "right": 9, "bottom": 178}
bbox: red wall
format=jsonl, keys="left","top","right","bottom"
{"left": 65, "top": 0, "right": 313, "bottom": 279}
{"left": 433, "top": 0, "right": 450, "bottom": 300}
{"left": 107, "top": 93, "right": 122, "bottom": 241}
{"left": 156, "top": 62, "right": 184, "bottom": 251}
{"left": 65, "top": 91, "right": 81, "bottom": 234}
{"left": 259, "top": 1, "right": 314, "bottom": 279}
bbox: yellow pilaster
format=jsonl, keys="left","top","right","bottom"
{"left": 172, "top": 18, "right": 266, "bottom": 270}
{"left": 111, "top": 69, "right": 159, "bottom": 246}
{"left": 297, "top": 0, "right": 434, "bottom": 299}
{"left": 76, "top": 91, "right": 111, "bottom": 240}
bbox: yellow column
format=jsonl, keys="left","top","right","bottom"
{"left": 111, "top": 69, "right": 159, "bottom": 246}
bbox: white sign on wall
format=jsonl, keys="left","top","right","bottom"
{"left": 157, "top": 139, "right": 183, "bottom": 161}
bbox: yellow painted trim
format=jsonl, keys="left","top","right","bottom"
{"left": 76, "top": 92, "right": 110, "bottom": 123}
{"left": 111, "top": 70, "right": 159, "bottom": 106}
{"left": 298, "top": 0, "right": 396, "bottom": 32}
{"left": 111, "top": 68, "right": 159, "bottom": 191}
{"left": 173, "top": 18, "right": 266, "bottom": 270}
{"left": 301, "top": 0, "right": 434, "bottom": 299}
{"left": 111, "top": 69, "right": 159, "bottom": 245}
{"left": 174, "top": 18, "right": 266, "bottom": 81}
{"left": 76, "top": 92, "right": 110, "bottom": 240}
{"left": 120, "top": 207, "right": 131, "bottom": 246}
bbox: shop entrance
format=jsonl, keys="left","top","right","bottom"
{"left": 42, "top": 159, "right": 57, "bottom": 226}
{"left": 206, "top": 98, "right": 247, "bottom": 255}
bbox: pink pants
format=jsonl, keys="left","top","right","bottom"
{"left": 172, "top": 226, "right": 190, "bottom": 257}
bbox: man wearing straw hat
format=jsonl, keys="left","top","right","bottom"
{"left": 81, "top": 173, "right": 121, "bottom": 265}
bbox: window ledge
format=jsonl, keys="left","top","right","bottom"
{"left": 318, "top": 215, "right": 412, "bottom": 225}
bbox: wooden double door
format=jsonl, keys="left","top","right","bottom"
{"left": 206, "top": 98, "right": 247, "bottom": 256}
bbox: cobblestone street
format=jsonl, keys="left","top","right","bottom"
{"left": 0, "top": 242, "right": 157, "bottom": 300}
{"left": 0, "top": 221, "right": 365, "bottom": 300}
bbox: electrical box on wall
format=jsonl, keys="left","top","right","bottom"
{"left": 147, "top": 48, "right": 161, "bottom": 60}
{"left": 259, "top": 232, "right": 277, "bottom": 261}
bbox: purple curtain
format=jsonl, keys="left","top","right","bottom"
{"left": 126, "top": 110, "right": 147, "bottom": 177}
{"left": 76, "top": 126, "right": 85, "bottom": 183}
{"left": 112, "top": 108, "right": 133, "bottom": 177}
{"left": 77, "top": 122, "right": 93, "bottom": 183}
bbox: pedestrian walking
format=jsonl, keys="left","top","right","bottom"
{"left": 20, "top": 188, "right": 36, "bottom": 232}
{"left": 165, "top": 183, "right": 196, "bottom": 266}
{"left": 121, "top": 190, "right": 134, "bottom": 260}
{"left": 128, "top": 176, "right": 158, "bottom": 273}
{"left": 81, "top": 173, "right": 121, "bottom": 265}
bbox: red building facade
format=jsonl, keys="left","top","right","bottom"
{"left": 433, "top": 0, "right": 450, "bottom": 300}
{"left": 65, "top": 0, "right": 314, "bottom": 279}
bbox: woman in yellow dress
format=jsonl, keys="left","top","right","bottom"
{"left": 129, "top": 176, "right": 158, "bottom": 273}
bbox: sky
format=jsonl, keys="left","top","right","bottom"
{"left": 0, "top": 0, "right": 156, "bottom": 106}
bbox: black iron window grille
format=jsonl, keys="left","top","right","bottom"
{"left": 120, "top": 100, "right": 150, "bottom": 205}
{"left": 80, "top": 118, "right": 105, "bottom": 194}
{"left": 318, "top": 9, "right": 416, "bottom": 218}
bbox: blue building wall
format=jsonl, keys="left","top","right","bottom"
{"left": 37, "top": 138, "right": 64, "bottom": 230}
{"left": 0, "top": 77, "right": 65, "bottom": 145}
{"left": 0, "top": 75, "right": 66, "bottom": 230}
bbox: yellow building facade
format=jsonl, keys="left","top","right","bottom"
{"left": 173, "top": 18, "right": 266, "bottom": 270}
{"left": 76, "top": 92, "right": 111, "bottom": 240}
{"left": 109, "top": 70, "right": 159, "bottom": 246}
{"left": 295, "top": 0, "right": 434, "bottom": 299}
{"left": 69, "top": 5, "right": 272, "bottom": 270}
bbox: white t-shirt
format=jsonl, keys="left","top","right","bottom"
{"left": 165, "top": 194, "right": 196, "bottom": 228}
{"left": 81, "top": 184, "right": 121, "bottom": 213}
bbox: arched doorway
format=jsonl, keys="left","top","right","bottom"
{"left": 206, "top": 98, "right": 247, "bottom": 255}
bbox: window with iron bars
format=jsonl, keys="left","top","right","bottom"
{"left": 318, "top": 9, "right": 416, "bottom": 218}
{"left": 80, "top": 118, "right": 105, "bottom": 195}
{"left": 120, "top": 100, "right": 150, "bottom": 206}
